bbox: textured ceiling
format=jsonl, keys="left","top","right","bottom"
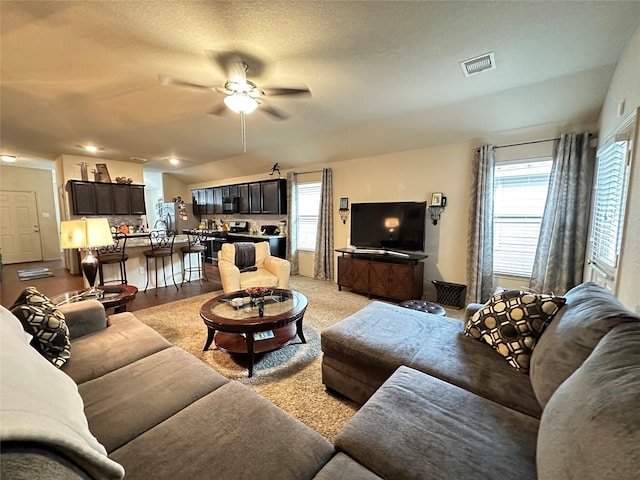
{"left": 1, "top": 1, "right": 639, "bottom": 183}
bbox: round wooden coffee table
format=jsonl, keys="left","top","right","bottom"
{"left": 199, "top": 289, "right": 308, "bottom": 377}
{"left": 52, "top": 284, "right": 138, "bottom": 313}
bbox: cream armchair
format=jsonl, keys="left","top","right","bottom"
{"left": 218, "top": 241, "right": 291, "bottom": 293}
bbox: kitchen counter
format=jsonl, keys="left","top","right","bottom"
{"left": 228, "top": 233, "right": 286, "bottom": 240}
{"left": 99, "top": 234, "right": 196, "bottom": 289}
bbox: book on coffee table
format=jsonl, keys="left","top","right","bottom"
{"left": 253, "top": 330, "right": 275, "bottom": 341}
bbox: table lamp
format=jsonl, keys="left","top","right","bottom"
{"left": 60, "top": 218, "right": 114, "bottom": 297}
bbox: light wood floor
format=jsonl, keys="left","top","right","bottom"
{"left": 0, "top": 256, "right": 223, "bottom": 311}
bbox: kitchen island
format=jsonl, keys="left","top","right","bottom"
{"left": 98, "top": 233, "right": 204, "bottom": 290}
{"left": 182, "top": 230, "right": 287, "bottom": 263}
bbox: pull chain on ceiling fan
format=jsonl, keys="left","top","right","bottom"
{"left": 159, "top": 53, "right": 311, "bottom": 152}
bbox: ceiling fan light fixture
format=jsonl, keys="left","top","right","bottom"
{"left": 224, "top": 93, "right": 259, "bottom": 114}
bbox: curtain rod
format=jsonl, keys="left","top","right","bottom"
{"left": 293, "top": 169, "right": 323, "bottom": 175}
{"left": 495, "top": 137, "right": 559, "bottom": 149}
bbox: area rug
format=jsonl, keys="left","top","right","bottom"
{"left": 17, "top": 267, "right": 55, "bottom": 281}
{"left": 132, "top": 275, "right": 465, "bottom": 441}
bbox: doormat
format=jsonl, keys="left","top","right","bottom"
{"left": 17, "top": 267, "right": 55, "bottom": 281}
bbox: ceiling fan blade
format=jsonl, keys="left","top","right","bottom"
{"left": 158, "top": 74, "right": 219, "bottom": 91}
{"left": 206, "top": 103, "right": 230, "bottom": 116}
{"left": 261, "top": 86, "right": 311, "bottom": 97}
{"left": 259, "top": 104, "right": 290, "bottom": 121}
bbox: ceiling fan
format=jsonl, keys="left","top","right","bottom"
{"left": 159, "top": 52, "right": 311, "bottom": 121}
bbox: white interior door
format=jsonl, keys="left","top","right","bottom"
{"left": 0, "top": 190, "right": 43, "bottom": 264}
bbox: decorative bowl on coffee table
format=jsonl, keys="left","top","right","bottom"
{"left": 246, "top": 286, "right": 269, "bottom": 302}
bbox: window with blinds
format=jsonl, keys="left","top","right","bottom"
{"left": 493, "top": 159, "right": 553, "bottom": 277}
{"left": 590, "top": 139, "right": 630, "bottom": 269}
{"left": 296, "top": 181, "right": 321, "bottom": 251}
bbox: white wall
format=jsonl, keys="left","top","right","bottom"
{"left": 0, "top": 165, "right": 61, "bottom": 261}
{"left": 599, "top": 24, "right": 640, "bottom": 312}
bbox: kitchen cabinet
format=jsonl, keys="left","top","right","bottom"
{"left": 113, "top": 184, "right": 130, "bottom": 214}
{"left": 128, "top": 185, "right": 146, "bottom": 215}
{"left": 94, "top": 183, "right": 113, "bottom": 214}
{"left": 249, "top": 183, "right": 262, "bottom": 214}
{"left": 192, "top": 189, "right": 205, "bottom": 215}
{"left": 191, "top": 178, "right": 287, "bottom": 215}
{"left": 68, "top": 181, "right": 95, "bottom": 216}
{"left": 222, "top": 185, "right": 239, "bottom": 198}
{"left": 67, "top": 180, "right": 146, "bottom": 216}
{"left": 213, "top": 187, "right": 223, "bottom": 214}
{"left": 238, "top": 184, "right": 250, "bottom": 213}
{"left": 261, "top": 179, "right": 287, "bottom": 214}
{"left": 227, "top": 234, "right": 286, "bottom": 259}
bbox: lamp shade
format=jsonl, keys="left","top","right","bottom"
{"left": 60, "top": 218, "right": 114, "bottom": 249}
{"left": 224, "top": 93, "right": 259, "bottom": 113}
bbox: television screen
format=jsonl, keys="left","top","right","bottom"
{"left": 350, "top": 202, "right": 426, "bottom": 251}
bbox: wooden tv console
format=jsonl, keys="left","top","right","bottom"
{"left": 335, "top": 248, "right": 427, "bottom": 302}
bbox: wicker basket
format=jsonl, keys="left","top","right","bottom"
{"left": 432, "top": 280, "right": 467, "bottom": 309}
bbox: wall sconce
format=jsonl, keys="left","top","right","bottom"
{"left": 428, "top": 192, "right": 447, "bottom": 225}
{"left": 339, "top": 197, "right": 350, "bottom": 224}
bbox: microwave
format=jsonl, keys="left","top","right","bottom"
{"left": 222, "top": 198, "right": 238, "bottom": 213}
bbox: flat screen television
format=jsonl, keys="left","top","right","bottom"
{"left": 350, "top": 201, "right": 427, "bottom": 252}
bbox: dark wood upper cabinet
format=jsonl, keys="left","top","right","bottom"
{"left": 112, "top": 184, "right": 130, "bottom": 215}
{"left": 261, "top": 179, "right": 287, "bottom": 214}
{"left": 192, "top": 189, "right": 205, "bottom": 215}
{"left": 68, "top": 181, "right": 95, "bottom": 216}
{"left": 94, "top": 183, "right": 114, "bottom": 215}
{"left": 213, "top": 187, "right": 223, "bottom": 214}
{"left": 67, "top": 181, "right": 145, "bottom": 216}
{"left": 238, "top": 184, "right": 250, "bottom": 213}
{"left": 128, "top": 185, "right": 146, "bottom": 215}
{"left": 249, "top": 183, "right": 262, "bottom": 214}
{"left": 191, "top": 179, "right": 287, "bottom": 215}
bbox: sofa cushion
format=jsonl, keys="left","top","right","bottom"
{"left": 79, "top": 346, "right": 230, "bottom": 452}
{"left": 62, "top": 312, "right": 171, "bottom": 384}
{"left": 537, "top": 322, "right": 640, "bottom": 479}
{"left": 321, "top": 301, "right": 542, "bottom": 417}
{"left": 0, "top": 306, "right": 124, "bottom": 479}
{"left": 110, "top": 381, "right": 334, "bottom": 480}
{"left": 335, "top": 366, "right": 539, "bottom": 480}
{"left": 530, "top": 282, "right": 640, "bottom": 407}
{"left": 464, "top": 290, "right": 565, "bottom": 372}
{"left": 313, "top": 453, "right": 383, "bottom": 480}
{"left": 9, "top": 287, "right": 70, "bottom": 368}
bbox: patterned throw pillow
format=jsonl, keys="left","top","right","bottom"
{"left": 10, "top": 287, "right": 71, "bottom": 368}
{"left": 464, "top": 290, "right": 566, "bottom": 373}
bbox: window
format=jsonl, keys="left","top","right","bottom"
{"left": 493, "top": 158, "right": 552, "bottom": 277}
{"left": 296, "top": 181, "right": 321, "bottom": 251}
{"left": 590, "top": 139, "right": 630, "bottom": 269}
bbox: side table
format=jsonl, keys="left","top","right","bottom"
{"left": 52, "top": 285, "right": 138, "bottom": 313}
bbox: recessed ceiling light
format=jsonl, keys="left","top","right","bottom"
{"left": 1, "top": 155, "right": 17, "bottom": 163}
{"left": 168, "top": 158, "right": 180, "bottom": 165}
{"left": 84, "top": 145, "right": 99, "bottom": 153}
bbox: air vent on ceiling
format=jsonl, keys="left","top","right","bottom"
{"left": 130, "top": 157, "right": 148, "bottom": 163}
{"left": 460, "top": 52, "right": 496, "bottom": 77}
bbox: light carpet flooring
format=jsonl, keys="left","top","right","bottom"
{"left": 133, "top": 275, "right": 465, "bottom": 441}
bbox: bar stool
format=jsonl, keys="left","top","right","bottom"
{"left": 180, "top": 230, "right": 209, "bottom": 286}
{"left": 97, "top": 232, "right": 128, "bottom": 285}
{"left": 143, "top": 230, "right": 179, "bottom": 294}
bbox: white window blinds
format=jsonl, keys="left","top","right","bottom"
{"left": 590, "top": 139, "right": 630, "bottom": 269}
{"left": 296, "top": 182, "right": 321, "bottom": 251}
{"left": 493, "top": 159, "right": 552, "bottom": 277}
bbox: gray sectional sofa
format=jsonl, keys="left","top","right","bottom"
{"left": 1, "top": 299, "right": 334, "bottom": 479}
{"left": 321, "top": 282, "right": 640, "bottom": 478}
{"left": 2, "top": 282, "right": 638, "bottom": 479}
